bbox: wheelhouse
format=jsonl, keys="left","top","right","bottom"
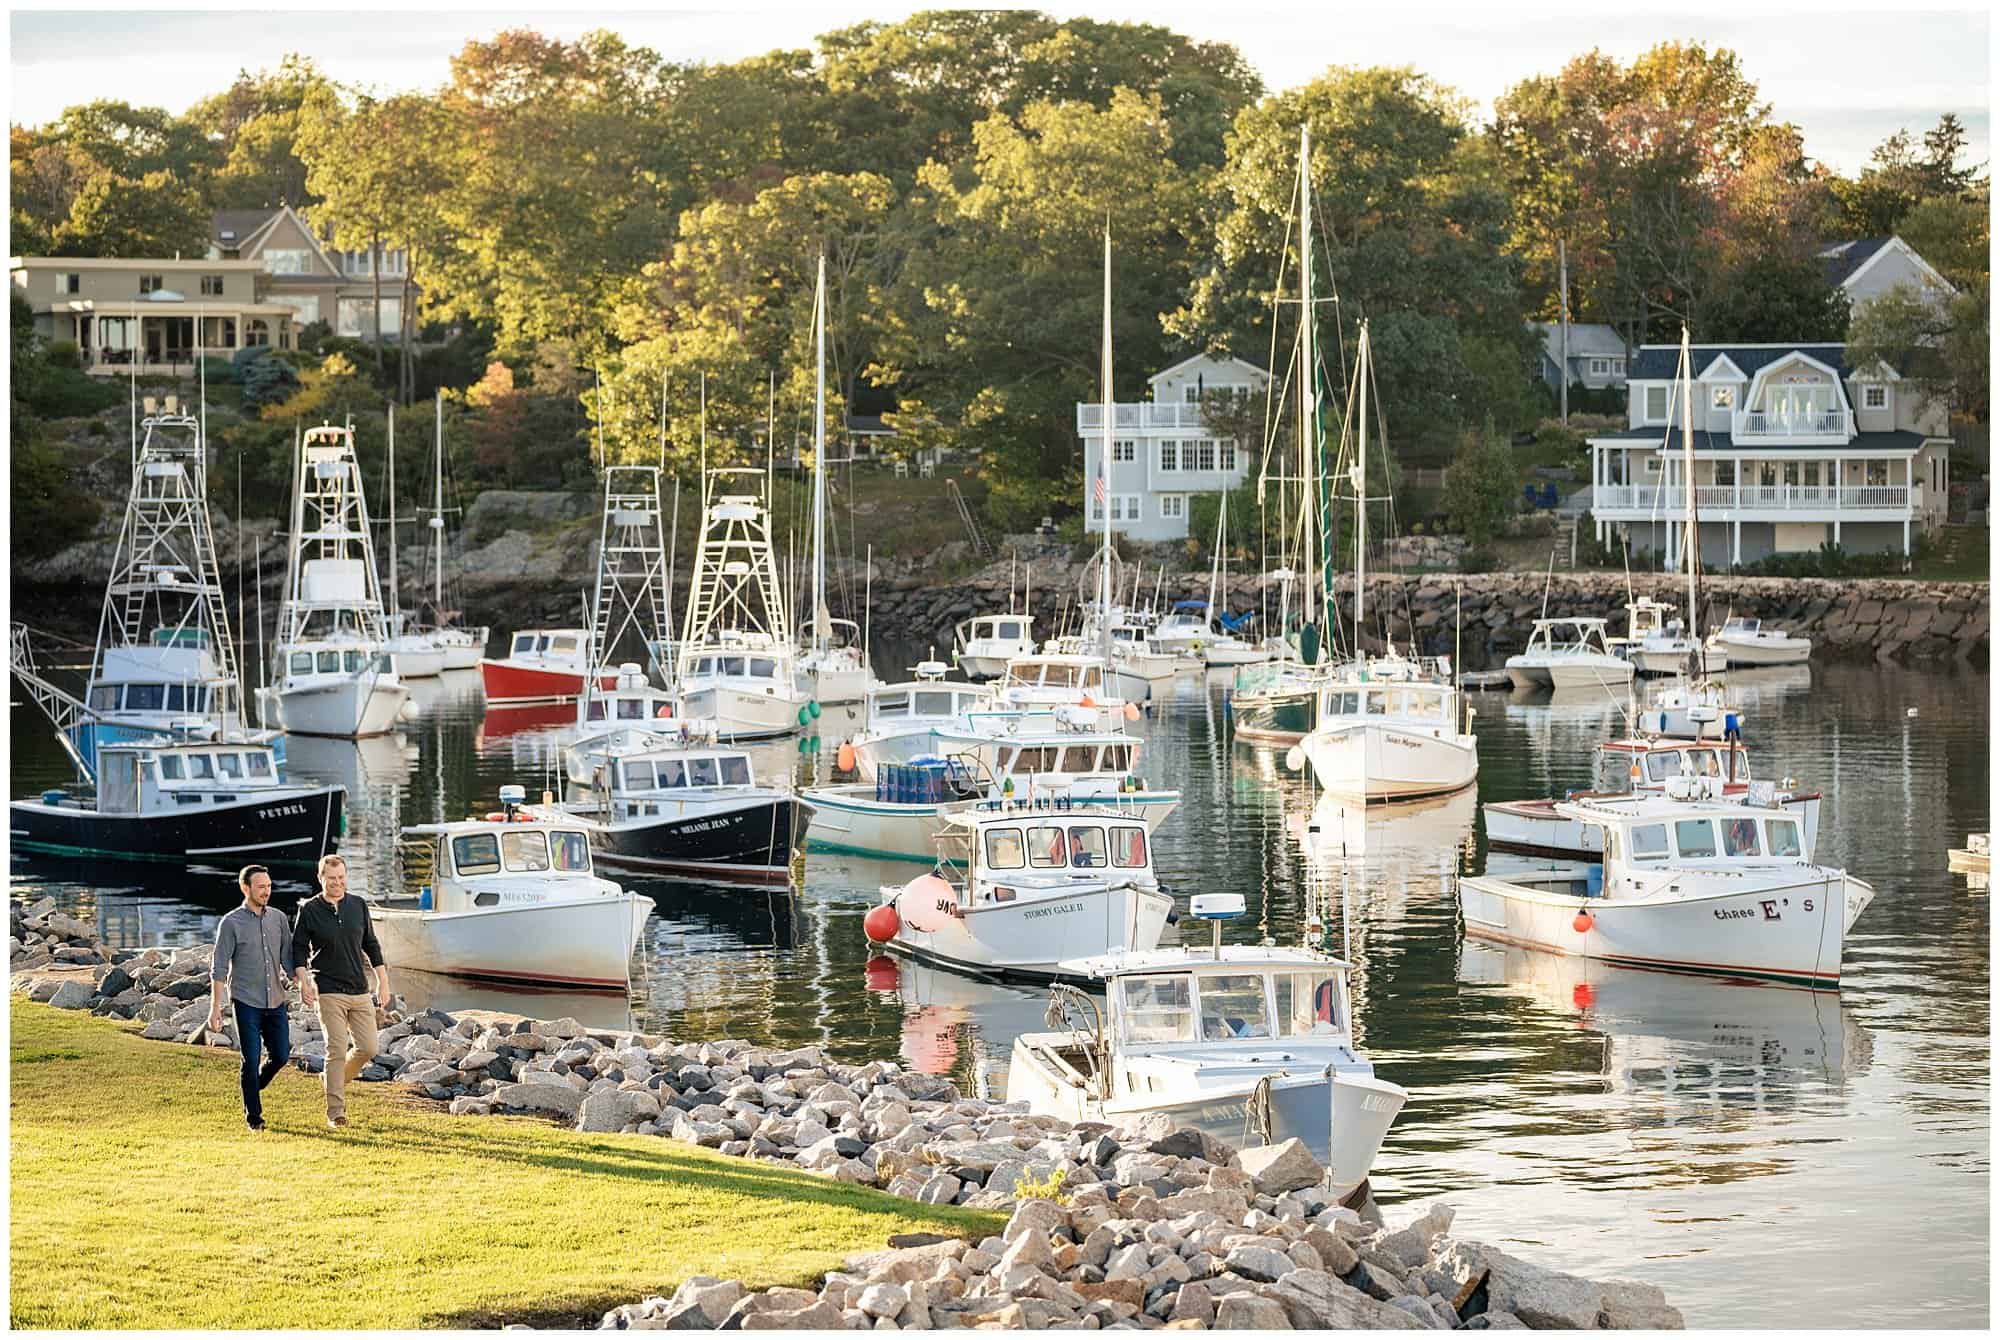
{"left": 963, "top": 615, "right": 1033, "bottom": 645}
{"left": 1317, "top": 681, "right": 1455, "bottom": 726}
{"left": 1524, "top": 618, "right": 1617, "bottom": 655}
{"left": 1001, "top": 657, "right": 1107, "bottom": 694}
{"left": 1107, "top": 959, "right": 1350, "bottom": 1049}
{"left": 971, "top": 815, "right": 1153, "bottom": 881}
{"left": 89, "top": 739, "right": 286, "bottom": 815}
{"left": 508, "top": 629, "right": 587, "bottom": 660}
{"left": 868, "top": 682, "right": 987, "bottom": 729}
{"left": 1597, "top": 739, "right": 1753, "bottom": 791}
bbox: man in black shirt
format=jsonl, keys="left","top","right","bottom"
{"left": 290, "top": 854, "right": 389, "bottom": 1129}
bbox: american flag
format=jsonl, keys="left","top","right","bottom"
{"left": 1093, "top": 473, "right": 1107, "bottom": 504}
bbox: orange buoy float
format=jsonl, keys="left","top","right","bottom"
{"left": 863, "top": 954, "right": 900, "bottom": 991}
{"left": 1079, "top": 694, "right": 1096, "bottom": 709}
{"left": 1573, "top": 910, "right": 1595, "bottom": 934}
{"left": 1123, "top": 702, "right": 1141, "bottom": 721}
{"left": 837, "top": 742, "right": 857, "bottom": 772}
{"left": 486, "top": 811, "right": 507, "bottom": 822}
{"left": 863, "top": 904, "right": 902, "bottom": 943}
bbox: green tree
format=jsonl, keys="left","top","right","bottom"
{"left": 57, "top": 168, "right": 208, "bottom": 257}
{"left": 1701, "top": 256, "right": 1851, "bottom": 343}
{"left": 1896, "top": 194, "right": 1990, "bottom": 291}
{"left": 1845, "top": 284, "right": 1984, "bottom": 421}
{"left": 1441, "top": 422, "right": 1519, "bottom": 547}
{"left": 10, "top": 293, "right": 102, "bottom": 561}
{"left": 188, "top": 56, "right": 334, "bottom": 209}
{"left": 1831, "top": 115, "right": 1985, "bottom": 237}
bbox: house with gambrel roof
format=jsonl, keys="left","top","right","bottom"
{"left": 1586, "top": 340, "right": 1951, "bottom": 567}
{"left": 208, "top": 204, "right": 415, "bottom": 341}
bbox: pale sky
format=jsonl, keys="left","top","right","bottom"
{"left": 8, "top": 4, "right": 1992, "bottom": 176}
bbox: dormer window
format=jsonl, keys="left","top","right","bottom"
{"left": 1711, "top": 386, "right": 1735, "bottom": 409}
{"left": 1644, "top": 386, "right": 1669, "bottom": 422}
{"left": 1863, "top": 385, "right": 1887, "bottom": 410}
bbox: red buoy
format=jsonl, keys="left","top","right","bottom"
{"left": 864, "top": 904, "right": 902, "bottom": 944}
{"left": 1573, "top": 910, "right": 1595, "bottom": 934}
{"left": 863, "top": 955, "right": 899, "bottom": 992}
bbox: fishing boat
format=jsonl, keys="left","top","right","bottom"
{"left": 674, "top": 467, "right": 809, "bottom": 739}
{"left": 1099, "top": 615, "right": 1181, "bottom": 701}
{"left": 1947, "top": 833, "right": 1989, "bottom": 879}
{"left": 564, "top": 663, "right": 680, "bottom": 786}
{"left": 1706, "top": 616, "right": 1813, "bottom": 668}
{"left": 480, "top": 628, "right": 615, "bottom": 703}
{"left": 261, "top": 424, "right": 411, "bottom": 736}
{"left": 10, "top": 733, "right": 344, "bottom": 866}
{"left": 1006, "top": 894, "right": 1405, "bottom": 1203}
{"left": 564, "top": 464, "right": 677, "bottom": 777}
{"left": 1151, "top": 601, "right": 1218, "bottom": 659}
{"left": 1228, "top": 660, "right": 1326, "bottom": 747}
{"left": 806, "top": 710, "right": 1178, "bottom": 862}
{"left": 992, "top": 653, "right": 1133, "bottom": 727}
{"left": 1458, "top": 779, "right": 1874, "bottom": 989}
{"left": 1504, "top": 617, "right": 1634, "bottom": 692}
{"left": 843, "top": 664, "right": 993, "bottom": 781}
{"left": 956, "top": 612, "right": 1039, "bottom": 681}
{"left": 863, "top": 803, "right": 1176, "bottom": 981}
{"left": 795, "top": 257, "right": 880, "bottom": 708}
{"left": 1621, "top": 599, "right": 1716, "bottom": 677}
{"left": 544, "top": 734, "right": 803, "bottom": 885}
{"left": 376, "top": 787, "right": 650, "bottom": 988}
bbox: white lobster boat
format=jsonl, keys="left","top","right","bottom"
{"left": 845, "top": 665, "right": 991, "bottom": 781}
{"left": 866, "top": 805, "right": 1175, "bottom": 981}
{"left": 1459, "top": 780, "right": 1874, "bottom": 989}
{"left": 1505, "top": 617, "right": 1635, "bottom": 692}
{"left": 956, "top": 613, "right": 1039, "bottom": 681}
{"left": 1290, "top": 657, "right": 1476, "bottom": 804}
{"left": 1706, "top": 616, "right": 1812, "bottom": 668}
{"left": 993, "top": 654, "right": 1132, "bottom": 729}
{"left": 1620, "top": 598, "right": 1717, "bottom": 677}
{"left": 376, "top": 787, "right": 650, "bottom": 989}
{"left": 1006, "top": 896, "right": 1405, "bottom": 1203}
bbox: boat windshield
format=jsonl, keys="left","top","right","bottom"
{"left": 1767, "top": 818, "right": 1802, "bottom": 857}
{"left": 1198, "top": 974, "right": 1272, "bottom": 1041}
{"left": 500, "top": 829, "right": 551, "bottom": 871}
{"left": 1118, "top": 974, "right": 1194, "bottom": 1044}
{"left": 1274, "top": 970, "right": 1343, "bottom": 1036}
{"left": 550, "top": 831, "right": 590, "bottom": 871}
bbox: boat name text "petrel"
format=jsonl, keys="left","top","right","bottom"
{"left": 257, "top": 804, "right": 308, "bottom": 819}
{"left": 1712, "top": 907, "right": 1755, "bottom": 921}
{"left": 1023, "top": 901, "right": 1087, "bottom": 920}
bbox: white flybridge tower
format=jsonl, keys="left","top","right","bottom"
{"left": 674, "top": 465, "right": 808, "bottom": 739}
{"left": 795, "top": 252, "right": 875, "bottom": 705}
{"left": 586, "top": 465, "right": 675, "bottom": 678}
{"left": 262, "top": 423, "right": 410, "bottom": 737}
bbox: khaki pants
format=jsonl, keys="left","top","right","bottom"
{"left": 317, "top": 992, "right": 379, "bottom": 1120}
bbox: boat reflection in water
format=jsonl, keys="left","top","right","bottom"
{"left": 1292, "top": 786, "right": 1476, "bottom": 876}
{"left": 862, "top": 952, "right": 1048, "bottom": 1100}
{"left": 1457, "top": 940, "right": 1872, "bottom": 1119}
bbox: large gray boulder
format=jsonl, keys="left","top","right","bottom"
{"left": 1438, "top": 1240, "right": 1604, "bottom": 1331}
{"left": 576, "top": 1088, "right": 655, "bottom": 1134}
{"left": 47, "top": 980, "right": 95, "bottom": 1010}
{"left": 489, "top": 1082, "right": 583, "bottom": 1119}
{"left": 1236, "top": 1138, "right": 1324, "bottom": 1195}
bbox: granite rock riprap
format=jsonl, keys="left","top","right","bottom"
{"left": 13, "top": 909, "right": 1685, "bottom": 1331}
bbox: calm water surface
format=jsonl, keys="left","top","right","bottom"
{"left": 10, "top": 656, "right": 1990, "bottom": 1327}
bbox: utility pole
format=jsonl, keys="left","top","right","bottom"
{"left": 1558, "top": 236, "right": 1570, "bottom": 427}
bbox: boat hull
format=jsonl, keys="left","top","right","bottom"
{"left": 1201, "top": 642, "right": 1271, "bottom": 667}
{"left": 797, "top": 663, "right": 873, "bottom": 706}
{"left": 676, "top": 683, "right": 803, "bottom": 740}
{"left": 479, "top": 659, "right": 617, "bottom": 703}
{"left": 264, "top": 675, "right": 409, "bottom": 737}
{"left": 1230, "top": 689, "right": 1317, "bottom": 747}
{"left": 1457, "top": 868, "right": 1867, "bottom": 989}
{"left": 1546, "top": 658, "right": 1635, "bottom": 691}
{"left": 1711, "top": 635, "right": 1812, "bottom": 667}
{"left": 387, "top": 639, "right": 445, "bottom": 679}
{"left": 9, "top": 785, "right": 344, "bottom": 866}
{"left": 1630, "top": 643, "right": 1719, "bottom": 677}
{"left": 1300, "top": 724, "right": 1478, "bottom": 804}
{"left": 958, "top": 655, "right": 1013, "bottom": 680}
{"left": 373, "top": 896, "right": 649, "bottom": 988}
{"left": 578, "top": 794, "right": 805, "bottom": 885}
{"left": 806, "top": 788, "right": 1180, "bottom": 863}
{"left": 882, "top": 883, "right": 1175, "bottom": 982}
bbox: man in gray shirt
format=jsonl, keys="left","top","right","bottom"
{"left": 209, "top": 865, "right": 294, "bottom": 1131}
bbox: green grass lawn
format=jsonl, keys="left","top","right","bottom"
{"left": 10, "top": 1001, "right": 999, "bottom": 1329}
{"left": 1911, "top": 523, "right": 1991, "bottom": 582}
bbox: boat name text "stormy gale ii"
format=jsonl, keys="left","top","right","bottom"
{"left": 1023, "top": 901, "right": 1087, "bottom": 920}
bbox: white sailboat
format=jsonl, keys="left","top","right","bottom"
{"left": 380, "top": 405, "right": 444, "bottom": 680}
{"left": 416, "top": 390, "right": 488, "bottom": 670}
{"left": 261, "top": 423, "right": 410, "bottom": 737}
{"left": 796, "top": 255, "right": 878, "bottom": 707}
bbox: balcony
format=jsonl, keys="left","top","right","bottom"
{"left": 1594, "top": 484, "right": 1913, "bottom": 516}
{"left": 1730, "top": 407, "right": 1855, "bottom": 443}
{"left": 1077, "top": 403, "right": 1215, "bottom": 432}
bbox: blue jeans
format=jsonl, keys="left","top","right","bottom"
{"left": 233, "top": 999, "right": 292, "bottom": 1125}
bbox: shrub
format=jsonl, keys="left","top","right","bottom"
{"left": 1011, "top": 1166, "right": 1072, "bottom": 1205}
{"left": 199, "top": 355, "right": 237, "bottom": 385}
{"left": 44, "top": 340, "right": 82, "bottom": 369}
{"left": 1458, "top": 548, "right": 1498, "bottom": 574}
{"left": 240, "top": 354, "right": 302, "bottom": 411}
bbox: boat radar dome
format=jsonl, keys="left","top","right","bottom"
{"left": 1189, "top": 894, "right": 1244, "bottom": 959}
{"left": 497, "top": 784, "right": 527, "bottom": 809}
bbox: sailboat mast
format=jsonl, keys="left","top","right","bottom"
{"left": 433, "top": 389, "right": 445, "bottom": 611}
{"left": 1355, "top": 322, "right": 1368, "bottom": 635}
{"left": 1680, "top": 326, "right": 1697, "bottom": 629}
{"left": 811, "top": 253, "right": 828, "bottom": 655}
{"left": 1298, "top": 124, "right": 1317, "bottom": 649}
{"left": 386, "top": 403, "right": 399, "bottom": 625}
{"left": 1099, "top": 227, "right": 1114, "bottom": 667}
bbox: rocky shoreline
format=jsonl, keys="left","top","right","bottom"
{"left": 14, "top": 898, "right": 1683, "bottom": 1331}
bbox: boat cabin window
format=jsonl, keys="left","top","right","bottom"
{"left": 1646, "top": 752, "right": 1684, "bottom": 782}
{"left": 997, "top": 621, "right": 1023, "bottom": 640}
{"left": 500, "top": 829, "right": 551, "bottom": 872}
{"left": 1630, "top": 823, "right": 1670, "bottom": 860}
{"left": 875, "top": 692, "right": 909, "bottom": 719}
{"left": 616, "top": 697, "right": 647, "bottom": 720}
{"left": 316, "top": 650, "right": 341, "bottom": 673}
{"left": 159, "top": 755, "right": 184, "bottom": 781}
{"left": 1027, "top": 825, "right": 1065, "bottom": 868}
{"left": 1010, "top": 747, "right": 1057, "bottom": 774}
{"left": 1400, "top": 689, "right": 1445, "bottom": 722}
{"left": 1275, "top": 971, "right": 1343, "bottom": 1036}
{"left": 1081, "top": 667, "right": 1102, "bottom": 691}
{"left": 245, "top": 753, "right": 272, "bottom": 778}
{"left": 1060, "top": 746, "right": 1096, "bottom": 772}
{"left": 1674, "top": 819, "right": 1718, "bottom": 859}
{"left": 291, "top": 653, "right": 313, "bottom": 675}
{"left": 1043, "top": 664, "right": 1077, "bottom": 688}
{"left": 1767, "top": 818, "right": 1802, "bottom": 857}
{"left": 343, "top": 650, "right": 365, "bottom": 673}
{"left": 1689, "top": 750, "right": 1722, "bottom": 778}
{"left": 984, "top": 826, "right": 1025, "bottom": 869}
{"left": 720, "top": 656, "right": 746, "bottom": 677}
{"left": 1365, "top": 691, "right": 1389, "bottom": 716}
{"left": 216, "top": 753, "right": 243, "bottom": 779}
{"left": 587, "top": 699, "right": 608, "bottom": 721}
{"left": 750, "top": 657, "right": 776, "bottom": 679}
{"left": 550, "top": 635, "right": 579, "bottom": 654}
{"left": 1067, "top": 825, "right": 1106, "bottom": 868}
{"left": 720, "top": 756, "right": 751, "bottom": 786}
{"left": 165, "top": 684, "right": 186, "bottom": 711}
{"left": 915, "top": 691, "right": 953, "bottom": 717}
{"left": 90, "top": 685, "right": 118, "bottom": 710}
{"left": 1325, "top": 691, "right": 1359, "bottom": 717}
{"left": 1199, "top": 974, "right": 1272, "bottom": 1040}
{"left": 690, "top": 657, "right": 714, "bottom": 677}
{"left": 1102, "top": 744, "right": 1133, "bottom": 772}
{"left": 127, "top": 684, "right": 165, "bottom": 711}
{"left": 1729, "top": 747, "right": 1750, "bottom": 781}
{"left": 656, "top": 759, "right": 687, "bottom": 788}
{"left": 454, "top": 833, "right": 502, "bottom": 875}
{"left": 624, "top": 761, "right": 656, "bottom": 790}
{"left": 1722, "top": 817, "right": 1761, "bottom": 856}
{"left": 687, "top": 757, "right": 720, "bottom": 787}
{"left": 511, "top": 633, "right": 538, "bottom": 656}
{"left": 1119, "top": 974, "right": 1195, "bottom": 1044}
{"left": 188, "top": 754, "right": 214, "bottom": 779}
{"left": 1111, "top": 826, "right": 1147, "bottom": 868}
{"left": 550, "top": 831, "right": 590, "bottom": 872}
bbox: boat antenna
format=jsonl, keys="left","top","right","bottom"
{"left": 665, "top": 473, "right": 682, "bottom": 691}
{"left": 659, "top": 365, "right": 669, "bottom": 472}
{"left": 1538, "top": 548, "right": 1555, "bottom": 624}
{"left": 864, "top": 542, "right": 873, "bottom": 672}
{"left": 593, "top": 366, "right": 606, "bottom": 473}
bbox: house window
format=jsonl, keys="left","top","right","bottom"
{"left": 1159, "top": 442, "right": 1179, "bottom": 472}
{"left": 1159, "top": 494, "right": 1186, "bottom": 520}
{"left": 1643, "top": 457, "right": 1662, "bottom": 475}
{"left": 1193, "top": 440, "right": 1216, "bottom": 471}
{"left": 1182, "top": 385, "right": 1201, "bottom": 403}
{"left": 55, "top": 272, "right": 80, "bottom": 294}
{"left": 1714, "top": 461, "right": 1735, "bottom": 486}
{"left": 1644, "top": 386, "right": 1669, "bottom": 422}
{"left": 1220, "top": 440, "right": 1237, "bottom": 471}
{"left": 1114, "top": 495, "right": 1141, "bottom": 524}
{"left": 1866, "top": 460, "right": 1890, "bottom": 487}
{"left": 246, "top": 319, "right": 270, "bottom": 348}
{"left": 138, "top": 274, "right": 166, "bottom": 294}
{"left": 1863, "top": 385, "right": 1886, "bottom": 409}
{"left": 1711, "top": 386, "right": 1735, "bottom": 409}
{"left": 1612, "top": 359, "right": 1626, "bottom": 375}
{"left": 1112, "top": 440, "right": 1136, "bottom": 463}
{"left": 262, "top": 249, "right": 311, "bottom": 275}
{"left": 200, "top": 274, "right": 226, "bottom": 296}
{"left": 1590, "top": 358, "right": 1608, "bottom": 375}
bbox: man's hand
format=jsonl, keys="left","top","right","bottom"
{"left": 374, "top": 980, "right": 391, "bottom": 1010}
{"left": 301, "top": 983, "right": 318, "bottom": 1008}
{"left": 207, "top": 1007, "right": 224, "bottom": 1034}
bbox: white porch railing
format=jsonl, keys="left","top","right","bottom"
{"left": 1077, "top": 403, "right": 1215, "bottom": 432}
{"left": 1594, "top": 485, "right": 1912, "bottom": 513}
{"left": 1731, "top": 408, "right": 1855, "bottom": 441}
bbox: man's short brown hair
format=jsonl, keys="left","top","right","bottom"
{"left": 316, "top": 853, "right": 348, "bottom": 880}
{"left": 238, "top": 864, "right": 270, "bottom": 887}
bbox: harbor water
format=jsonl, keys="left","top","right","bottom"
{"left": 9, "top": 656, "right": 1989, "bottom": 1327}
